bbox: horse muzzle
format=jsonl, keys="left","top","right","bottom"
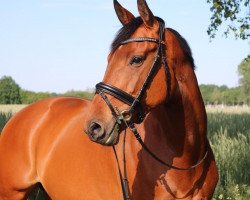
{"left": 85, "top": 119, "right": 121, "bottom": 146}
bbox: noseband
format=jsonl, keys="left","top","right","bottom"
{"left": 96, "top": 19, "right": 170, "bottom": 125}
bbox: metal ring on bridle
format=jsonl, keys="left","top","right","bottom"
{"left": 120, "top": 110, "right": 133, "bottom": 123}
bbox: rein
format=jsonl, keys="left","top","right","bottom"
{"left": 95, "top": 18, "right": 208, "bottom": 200}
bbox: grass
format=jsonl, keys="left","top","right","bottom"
{"left": 0, "top": 105, "right": 250, "bottom": 199}
{"left": 206, "top": 105, "right": 250, "bottom": 114}
{"left": 210, "top": 130, "right": 250, "bottom": 199}
{"left": 0, "top": 112, "right": 12, "bottom": 133}
{"left": 207, "top": 112, "right": 250, "bottom": 138}
{"left": 207, "top": 112, "right": 250, "bottom": 200}
{"left": 0, "top": 105, "right": 26, "bottom": 132}
{"left": 0, "top": 104, "right": 26, "bottom": 113}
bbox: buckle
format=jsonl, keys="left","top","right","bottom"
{"left": 120, "top": 110, "right": 132, "bottom": 123}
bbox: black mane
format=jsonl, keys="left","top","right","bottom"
{"left": 111, "top": 17, "right": 195, "bottom": 69}
{"left": 167, "top": 28, "right": 195, "bottom": 69}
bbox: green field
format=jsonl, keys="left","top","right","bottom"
{"left": 207, "top": 112, "right": 250, "bottom": 199}
{"left": 0, "top": 106, "right": 250, "bottom": 199}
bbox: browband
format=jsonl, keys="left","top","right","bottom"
{"left": 121, "top": 37, "right": 160, "bottom": 45}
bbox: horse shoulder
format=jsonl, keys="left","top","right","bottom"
{"left": 0, "top": 97, "right": 91, "bottom": 199}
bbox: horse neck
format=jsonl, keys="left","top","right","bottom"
{"left": 147, "top": 28, "right": 207, "bottom": 157}
{"left": 126, "top": 67, "right": 208, "bottom": 199}
{"left": 145, "top": 65, "right": 207, "bottom": 161}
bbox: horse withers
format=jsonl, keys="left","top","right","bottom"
{"left": 0, "top": 0, "right": 218, "bottom": 199}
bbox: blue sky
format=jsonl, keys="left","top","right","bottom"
{"left": 0, "top": 0, "right": 249, "bottom": 93}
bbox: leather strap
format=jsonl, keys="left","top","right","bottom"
{"left": 121, "top": 37, "right": 160, "bottom": 45}
{"left": 97, "top": 90, "right": 122, "bottom": 125}
{"left": 113, "top": 146, "right": 130, "bottom": 200}
{"left": 96, "top": 82, "right": 135, "bottom": 106}
{"left": 96, "top": 82, "right": 145, "bottom": 124}
{"left": 128, "top": 124, "right": 208, "bottom": 170}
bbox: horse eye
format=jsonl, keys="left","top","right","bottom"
{"left": 130, "top": 56, "right": 144, "bottom": 66}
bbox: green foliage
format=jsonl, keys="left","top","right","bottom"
{"left": 1, "top": 56, "right": 249, "bottom": 106}
{"left": 199, "top": 84, "right": 246, "bottom": 105}
{"left": 210, "top": 131, "right": 250, "bottom": 199}
{"left": 0, "top": 112, "right": 12, "bottom": 133}
{"left": 213, "top": 184, "right": 250, "bottom": 200}
{"left": 207, "top": 112, "right": 250, "bottom": 138}
{"left": 20, "top": 90, "right": 57, "bottom": 104}
{"left": 0, "top": 75, "right": 95, "bottom": 104}
{"left": 208, "top": 113, "right": 250, "bottom": 199}
{"left": 199, "top": 55, "right": 250, "bottom": 106}
{"left": 63, "top": 90, "right": 94, "bottom": 100}
{"left": 207, "top": 0, "right": 250, "bottom": 40}
{"left": 0, "top": 76, "right": 22, "bottom": 104}
{"left": 19, "top": 89, "right": 94, "bottom": 104}
{"left": 211, "top": 131, "right": 250, "bottom": 185}
{"left": 238, "top": 55, "right": 250, "bottom": 104}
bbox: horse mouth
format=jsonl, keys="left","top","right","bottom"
{"left": 103, "top": 123, "right": 121, "bottom": 146}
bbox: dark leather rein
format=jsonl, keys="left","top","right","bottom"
{"left": 95, "top": 19, "right": 208, "bottom": 200}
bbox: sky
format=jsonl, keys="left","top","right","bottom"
{"left": 0, "top": 0, "right": 249, "bottom": 93}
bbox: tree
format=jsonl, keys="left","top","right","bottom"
{"left": 207, "top": 0, "right": 250, "bottom": 40}
{"left": 0, "top": 76, "right": 22, "bottom": 104}
{"left": 238, "top": 55, "right": 250, "bottom": 103}
{"left": 223, "top": 87, "right": 243, "bottom": 105}
{"left": 20, "top": 90, "right": 56, "bottom": 104}
{"left": 64, "top": 90, "right": 94, "bottom": 100}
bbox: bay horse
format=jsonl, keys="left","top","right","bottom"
{"left": 0, "top": 0, "right": 218, "bottom": 199}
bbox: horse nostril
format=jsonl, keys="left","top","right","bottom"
{"left": 90, "top": 122, "right": 101, "bottom": 135}
{"left": 88, "top": 121, "right": 105, "bottom": 140}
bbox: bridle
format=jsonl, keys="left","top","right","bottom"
{"left": 96, "top": 18, "right": 170, "bottom": 125}
{"left": 95, "top": 18, "right": 208, "bottom": 200}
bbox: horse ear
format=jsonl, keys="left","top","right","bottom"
{"left": 114, "top": 0, "right": 135, "bottom": 25}
{"left": 137, "top": 0, "right": 157, "bottom": 28}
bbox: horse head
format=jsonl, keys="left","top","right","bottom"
{"left": 84, "top": 0, "right": 177, "bottom": 145}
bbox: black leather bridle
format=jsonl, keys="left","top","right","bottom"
{"left": 96, "top": 19, "right": 170, "bottom": 125}
{"left": 95, "top": 18, "right": 208, "bottom": 200}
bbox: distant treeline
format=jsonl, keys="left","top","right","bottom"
{"left": 0, "top": 76, "right": 249, "bottom": 105}
{"left": 20, "top": 84, "right": 249, "bottom": 106}
{"left": 0, "top": 76, "right": 94, "bottom": 104}
{"left": 199, "top": 84, "right": 249, "bottom": 106}
{"left": 20, "top": 89, "right": 94, "bottom": 104}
